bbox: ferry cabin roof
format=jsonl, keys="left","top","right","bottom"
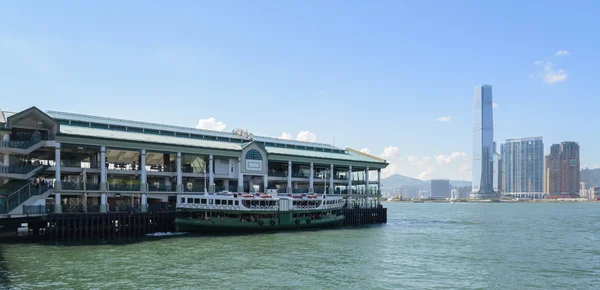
{"left": 0, "top": 106, "right": 387, "bottom": 214}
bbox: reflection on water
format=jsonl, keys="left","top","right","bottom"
{"left": 0, "top": 203, "right": 599, "bottom": 289}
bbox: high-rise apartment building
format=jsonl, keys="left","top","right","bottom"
{"left": 470, "top": 85, "right": 498, "bottom": 199}
{"left": 502, "top": 137, "right": 544, "bottom": 193}
{"left": 544, "top": 142, "right": 580, "bottom": 196}
{"left": 430, "top": 179, "right": 450, "bottom": 199}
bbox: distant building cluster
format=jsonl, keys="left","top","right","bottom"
{"left": 470, "top": 84, "right": 586, "bottom": 200}
{"left": 430, "top": 179, "right": 450, "bottom": 199}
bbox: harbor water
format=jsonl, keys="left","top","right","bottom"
{"left": 1, "top": 203, "right": 599, "bottom": 289}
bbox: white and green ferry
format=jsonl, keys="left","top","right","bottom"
{"left": 175, "top": 192, "right": 345, "bottom": 232}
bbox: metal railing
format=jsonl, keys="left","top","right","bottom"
{"left": 184, "top": 184, "right": 206, "bottom": 192}
{"left": 7, "top": 183, "right": 48, "bottom": 212}
{"left": 108, "top": 184, "right": 140, "bottom": 191}
{"left": 0, "top": 139, "right": 38, "bottom": 149}
{"left": 268, "top": 171, "right": 287, "bottom": 177}
{"left": 0, "top": 162, "right": 43, "bottom": 174}
{"left": 23, "top": 204, "right": 54, "bottom": 215}
{"left": 60, "top": 182, "right": 101, "bottom": 191}
{"left": 148, "top": 185, "right": 175, "bottom": 192}
{"left": 148, "top": 165, "right": 174, "bottom": 172}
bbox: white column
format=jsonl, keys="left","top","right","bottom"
{"left": 377, "top": 169, "right": 382, "bottom": 206}
{"left": 164, "top": 176, "right": 171, "bottom": 191}
{"left": 140, "top": 149, "right": 148, "bottom": 212}
{"left": 176, "top": 152, "right": 183, "bottom": 192}
{"left": 100, "top": 146, "right": 107, "bottom": 192}
{"left": 347, "top": 166, "right": 353, "bottom": 194}
{"left": 54, "top": 143, "right": 61, "bottom": 191}
{"left": 140, "top": 149, "right": 147, "bottom": 192}
{"left": 2, "top": 134, "right": 9, "bottom": 167}
{"left": 209, "top": 154, "right": 214, "bottom": 193}
{"left": 263, "top": 175, "right": 268, "bottom": 193}
{"left": 54, "top": 192, "right": 62, "bottom": 213}
{"left": 141, "top": 193, "right": 148, "bottom": 212}
{"left": 365, "top": 167, "right": 370, "bottom": 195}
{"left": 329, "top": 164, "right": 334, "bottom": 194}
{"left": 100, "top": 193, "right": 107, "bottom": 213}
{"left": 377, "top": 169, "right": 381, "bottom": 192}
{"left": 287, "top": 161, "right": 292, "bottom": 193}
{"left": 309, "top": 162, "right": 314, "bottom": 193}
{"left": 237, "top": 158, "right": 244, "bottom": 192}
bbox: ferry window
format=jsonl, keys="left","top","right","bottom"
{"left": 194, "top": 198, "right": 200, "bottom": 204}
{"left": 215, "top": 200, "right": 220, "bottom": 205}
{"left": 187, "top": 198, "right": 193, "bottom": 203}
{"left": 180, "top": 197, "right": 185, "bottom": 203}
{"left": 209, "top": 199, "right": 213, "bottom": 205}
{"left": 245, "top": 149, "right": 262, "bottom": 160}
{"left": 235, "top": 200, "right": 238, "bottom": 205}
{"left": 201, "top": 199, "right": 207, "bottom": 204}
{"left": 228, "top": 200, "right": 233, "bottom": 205}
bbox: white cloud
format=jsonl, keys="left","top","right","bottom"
{"left": 381, "top": 163, "right": 397, "bottom": 178}
{"left": 277, "top": 132, "right": 293, "bottom": 140}
{"left": 381, "top": 146, "right": 400, "bottom": 158}
{"left": 533, "top": 60, "right": 542, "bottom": 65}
{"left": 418, "top": 167, "right": 433, "bottom": 180}
{"left": 408, "top": 156, "right": 428, "bottom": 167}
{"left": 435, "top": 152, "right": 466, "bottom": 164}
{"left": 532, "top": 60, "right": 568, "bottom": 84}
{"left": 435, "top": 116, "right": 452, "bottom": 122}
{"left": 492, "top": 102, "right": 499, "bottom": 108}
{"left": 422, "top": 156, "right": 432, "bottom": 162}
{"left": 458, "top": 163, "right": 472, "bottom": 172}
{"left": 555, "top": 50, "right": 570, "bottom": 56}
{"left": 196, "top": 117, "right": 226, "bottom": 131}
{"left": 296, "top": 131, "right": 317, "bottom": 142}
{"left": 360, "top": 148, "right": 372, "bottom": 154}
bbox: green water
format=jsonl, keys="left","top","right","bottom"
{"left": 1, "top": 203, "right": 599, "bottom": 289}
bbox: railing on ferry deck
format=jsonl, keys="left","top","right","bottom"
{"left": 23, "top": 203, "right": 173, "bottom": 214}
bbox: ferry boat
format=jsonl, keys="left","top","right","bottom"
{"left": 174, "top": 192, "right": 346, "bottom": 232}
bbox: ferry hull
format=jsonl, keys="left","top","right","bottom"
{"left": 175, "top": 215, "right": 345, "bottom": 232}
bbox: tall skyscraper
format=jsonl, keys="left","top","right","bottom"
{"left": 470, "top": 85, "right": 498, "bottom": 199}
{"left": 544, "top": 142, "right": 580, "bottom": 196}
{"left": 502, "top": 137, "right": 544, "bottom": 193}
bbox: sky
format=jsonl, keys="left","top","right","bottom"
{"left": 1, "top": 1, "right": 599, "bottom": 181}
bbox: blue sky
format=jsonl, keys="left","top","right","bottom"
{"left": 1, "top": 1, "right": 598, "bottom": 181}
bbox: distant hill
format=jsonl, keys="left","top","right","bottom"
{"left": 581, "top": 168, "right": 600, "bottom": 187}
{"left": 380, "top": 174, "right": 471, "bottom": 191}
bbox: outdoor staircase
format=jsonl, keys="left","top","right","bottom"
{"left": 0, "top": 164, "right": 49, "bottom": 180}
{"left": 0, "top": 139, "right": 49, "bottom": 155}
{"left": 2, "top": 183, "right": 53, "bottom": 215}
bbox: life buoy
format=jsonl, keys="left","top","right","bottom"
{"left": 306, "top": 219, "right": 311, "bottom": 225}
{"left": 270, "top": 220, "right": 276, "bottom": 226}
{"left": 294, "top": 219, "right": 300, "bottom": 225}
{"left": 258, "top": 220, "right": 264, "bottom": 226}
